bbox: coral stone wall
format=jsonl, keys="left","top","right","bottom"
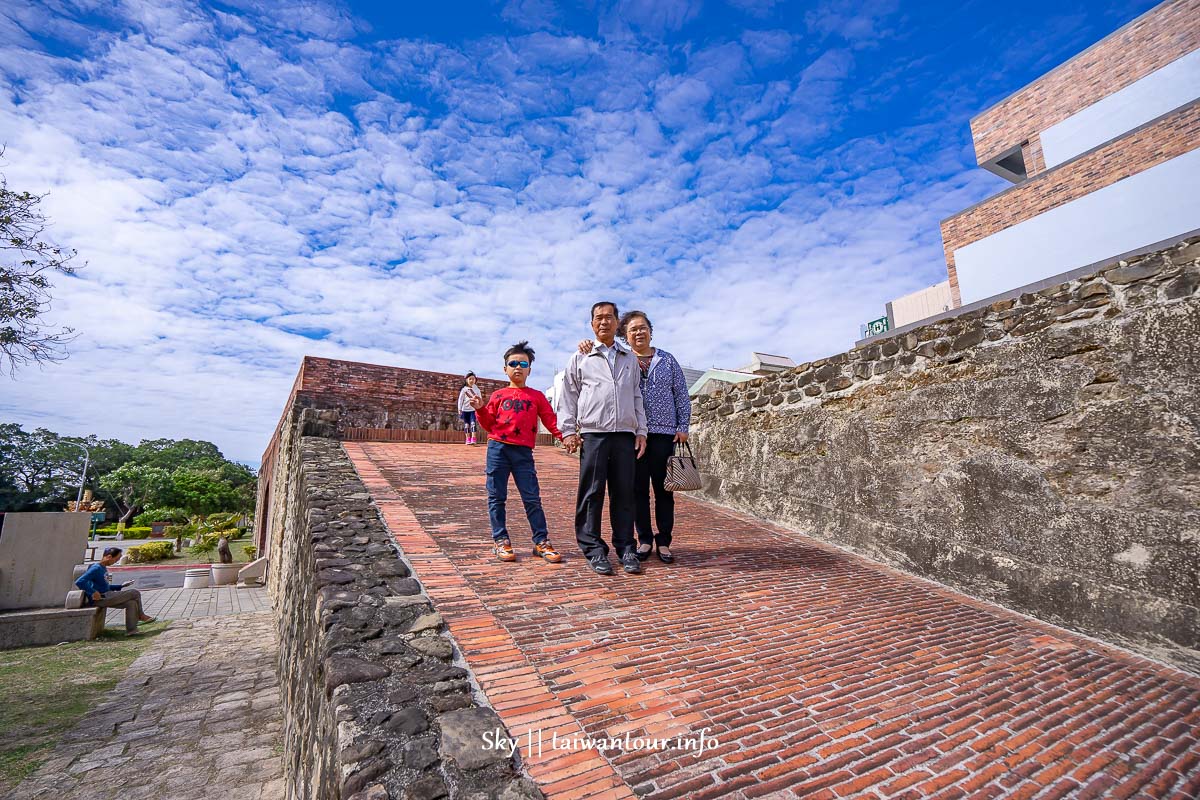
{"left": 690, "top": 237, "right": 1200, "bottom": 673}
{"left": 269, "top": 428, "right": 542, "bottom": 800}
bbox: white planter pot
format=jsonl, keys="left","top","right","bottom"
{"left": 210, "top": 563, "right": 240, "bottom": 586}
{"left": 183, "top": 568, "right": 210, "bottom": 589}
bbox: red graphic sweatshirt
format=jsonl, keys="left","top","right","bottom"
{"left": 475, "top": 386, "right": 564, "bottom": 448}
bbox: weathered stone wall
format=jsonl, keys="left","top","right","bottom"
{"left": 270, "top": 429, "right": 542, "bottom": 800}
{"left": 691, "top": 237, "right": 1200, "bottom": 673}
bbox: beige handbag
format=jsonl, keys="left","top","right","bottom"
{"left": 664, "top": 441, "right": 702, "bottom": 492}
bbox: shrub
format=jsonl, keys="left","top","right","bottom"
{"left": 125, "top": 542, "right": 175, "bottom": 563}
{"left": 133, "top": 507, "right": 190, "bottom": 527}
{"left": 188, "top": 535, "right": 217, "bottom": 559}
{"left": 205, "top": 511, "right": 242, "bottom": 529}
{"left": 243, "top": 545, "right": 258, "bottom": 560}
{"left": 95, "top": 525, "right": 153, "bottom": 537}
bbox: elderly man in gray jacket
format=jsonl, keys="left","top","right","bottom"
{"left": 560, "top": 301, "right": 648, "bottom": 575}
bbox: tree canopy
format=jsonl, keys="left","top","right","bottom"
{"left": 0, "top": 423, "right": 256, "bottom": 521}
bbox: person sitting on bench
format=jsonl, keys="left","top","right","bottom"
{"left": 74, "top": 548, "right": 155, "bottom": 636}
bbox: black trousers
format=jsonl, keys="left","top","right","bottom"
{"left": 575, "top": 432, "right": 636, "bottom": 559}
{"left": 635, "top": 433, "right": 675, "bottom": 548}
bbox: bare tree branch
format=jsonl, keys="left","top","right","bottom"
{"left": 1, "top": 147, "right": 84, "bottom": 375}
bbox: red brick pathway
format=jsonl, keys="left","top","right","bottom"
{"left": 346, "top": 442, "right": 1200, "bottom": 800}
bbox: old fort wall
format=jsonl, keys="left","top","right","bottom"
{"left": 264, "top": 410, "right": 542, "bottom": 800}
{"left": 691, "top": 237, "right": 1200, "bottom": 672}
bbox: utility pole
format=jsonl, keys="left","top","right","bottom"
{"left": 62, "top": 441, "right": 90, "bottom": 510}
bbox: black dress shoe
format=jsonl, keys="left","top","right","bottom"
{"left": 656, "top": 548, "right": 674, "bottom": 564}
{"left": 620, "top": 552, "right": 642, "bottom": 574}
{"left": 635, "top": 545, "right": 653, "bottom": 562}
{"left": 589, "top": 556, "right": 613, "bottom": 575}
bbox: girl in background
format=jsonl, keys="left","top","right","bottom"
{"left": 458, "top": 371, "right": 483, "bottom": 445}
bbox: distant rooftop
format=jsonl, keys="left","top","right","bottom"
{"left": 737, "top": 352, "right": 797, "bottom": 374}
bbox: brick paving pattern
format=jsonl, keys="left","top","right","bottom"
{"left": 10, "top": 612, "right": 283, "bottom": 800}
{"left": 347, "top": 441, "right": 1200, "bottom": 800}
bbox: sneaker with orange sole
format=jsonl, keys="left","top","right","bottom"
{"left": 494, "top": 538, "right": 516, "bottom": 562}
{"left": 533, "top": 540, "right": 562, "bottom": 563}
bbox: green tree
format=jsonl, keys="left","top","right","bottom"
{"left": 0, "top": 424, "right": 77, "bottom": 508}
{"left": 164, "top": 467, "right": 241, "bottom": 517}
{"left": 1, "top": 161, "right": 81, "bottom": 373}
{"left": 0, "top": 424, "right": 135, "bottom": 511}
{"left": 99, "top": 463, "right": 170, "bottom": 524}
{"left": 133, "top": 438, "right": 224, "bottom": 472}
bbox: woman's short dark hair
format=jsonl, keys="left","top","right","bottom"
{"left": 617, "top": 310, "right": 652, "bottom": 340}
{"left": 503, "top": 340, "right": 535, "bottom": 364}
{"left": 103, "top": 547, "right": 123, "bottom": 558}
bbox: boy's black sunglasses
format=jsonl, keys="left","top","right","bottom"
{"left": 506, "top": 360, "right": 530, "bottom": 369}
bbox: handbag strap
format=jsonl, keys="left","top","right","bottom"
{"left": 674, "top": 440, "right": 695, "bottom": 458}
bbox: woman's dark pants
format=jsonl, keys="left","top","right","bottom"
{"left": 635, "top": 433, "right": 676, "bottom": 548}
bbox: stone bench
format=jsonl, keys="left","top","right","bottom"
{"left": 0, "top": 604, "right": 104, "bottom": 650}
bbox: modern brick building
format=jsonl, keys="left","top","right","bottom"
{"left": 869, "top": 0, "right": 1200, "bottom": 338}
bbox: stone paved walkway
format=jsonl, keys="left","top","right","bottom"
{"left": 348, "top": 442, "right": 1200, "bottom": 800}
{"left": 10, "top": 612, "right": 283, "bottom": 800}
{"left": 103, "top": 585, "right": 271, "bottom": 626}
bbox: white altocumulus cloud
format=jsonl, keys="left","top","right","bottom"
{"left": 0, "top": 0, "right": 1019, "bottom": 464}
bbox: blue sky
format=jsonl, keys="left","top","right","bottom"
{"left": 0, "top": 0, "right": 1158, "bottom": 464}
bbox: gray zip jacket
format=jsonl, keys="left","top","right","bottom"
{"left": 559, "top": 341, "right": 647, "bottom": 438}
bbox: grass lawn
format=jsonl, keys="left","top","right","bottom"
{"left": 0, "top": 621, "right": 170, "bottom": 794}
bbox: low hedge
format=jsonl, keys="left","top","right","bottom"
{"left": 124, "top": 542, "right": 175, "bottom": 563}
{"left": 95, "top": 525, "right": 154, "bottom": 537}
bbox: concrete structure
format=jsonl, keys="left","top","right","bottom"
{"left": 736, "top": 352, "right": 797, "bottom": 375}
{"left": 0, "top": 512, "right": 89, "bottom": 610}
{"left": 0, "top": 607, "right": 102, "bottom": 649}
{"left": 869, "top": 0, "right": 1200, "bottom": 337}
{"left": 888, "top": 279, "right": 954, "bottom": 328}
{"left": 253, "top": 238, "right": 1200, "bottom": 798}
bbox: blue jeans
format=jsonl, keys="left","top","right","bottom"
{"left": 486, "top": 441, "right": 549, "bottom": 543}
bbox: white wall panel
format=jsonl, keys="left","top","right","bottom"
{"left": 890, "top": 281, "right": 954, "bottom": 327}
{"left": 1040, "top": 48, "right": 1200, "bottom": 168}
{"left": 953, "top": 149, "right": 1200, "bottom": 306}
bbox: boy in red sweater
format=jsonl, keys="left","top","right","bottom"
{"left": 469, "top": 340, "right": 566, "bottom": 563}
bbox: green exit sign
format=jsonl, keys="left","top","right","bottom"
{"left": 863, "top": 316, "right": 890, "bottom": 338}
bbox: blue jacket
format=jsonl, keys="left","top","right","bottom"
{"left": 75, "top": 563, "right": 113, "bottom": 605}
{"left": 639, "top": 349, "right": 691, "bottom": 435}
